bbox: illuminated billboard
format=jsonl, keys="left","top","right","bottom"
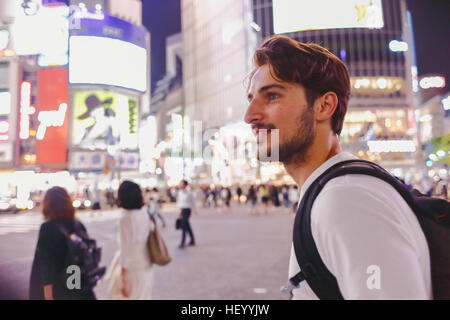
{"left": 0, "top": 90, "right": 11, "bottom": 142}
{"left": 11, "top": 3, "right": 69, "bottom": 63}
{"left": 36, "top": 67, "right": 69, "bottom": 166}
{"left": 69, "top": 36, "right": 147, "bottom": 92}
{"left": 72, "top": 91, "right": 139, "bottom": 151}
{"left": 273, "top": 0, "right": 384, "bottom": 34}
{"left": 68, "top": 11, "right": 148, "bottom": 92}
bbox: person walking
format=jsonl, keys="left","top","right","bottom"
{"left": 177, "top": 180, "right": 196, "bottom": 249}
{"left": 258, "top": 185, "right": 270, "bottom": 214}
{"left": 105, "top": 181, "right": 155, "bottom": 300}
{"left": 29, "top": 187, "right": 96, "bottom": 300}
{"left": 247, "top": 185, "right": 258, "bottom": 215}
{"left": 147, "top": 188, "right": 166, "bottom": 228}
{"left": 281, "top": 185, "right": 291, "bottom": 209}
{"left": 244, "top": 35, "right": 432, "bottom": 299}
{"left": 236, "top": 185, "right": 243, "bottom": 204}
{"left": 288, "top": 185, "right": 300, "bottom": 213}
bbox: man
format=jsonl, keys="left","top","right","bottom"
{"left": 177, "top": 180, "right": 196, "bottom": 249}
{"left": 244, "top": 35, "right": 431, "bottom": 299}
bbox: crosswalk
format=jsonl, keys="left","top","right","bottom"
{"left": 0, "top": 210, "right": 122, "bottom": 236}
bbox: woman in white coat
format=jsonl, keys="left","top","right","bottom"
{"left": 105, "top": 181, "right": 154, "bottom": 300}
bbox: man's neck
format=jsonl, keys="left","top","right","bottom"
{"left": 284, "top": 133, "right": 342, "bottom": 190}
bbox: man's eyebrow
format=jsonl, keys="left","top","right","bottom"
{"left": 247, "top": 84, "right": 287, "bottom": 100}
{"left": 258, "top": 84, "right": 287, "bottom": 93}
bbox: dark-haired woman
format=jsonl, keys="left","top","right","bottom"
{"left": 105, "top": 180, "right": 155, "bottom": 300}
{"left": 29, "top": 187, "right": 96, "bottom": 300}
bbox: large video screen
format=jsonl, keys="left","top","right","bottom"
{"left": 273, "top": 0, "right": 384, "bottom": 34}
{"left": 69, "top": 36, "right": 147, "bottom": 92}
{"left": 72, "top": 91, "right": 139, "bottom": 151}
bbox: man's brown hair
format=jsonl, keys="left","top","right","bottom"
{"left": 250, "top": 35, "right": 351, "bottom": 135}
{"left": 41, "top": 186, "right": 75, "bottom": 220}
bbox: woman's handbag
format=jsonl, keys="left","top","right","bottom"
{"left": 175, "top": 218, "right": 182, "bottom": 230}
{"left": 147, "top": 216, "right": 171, "bottom": 266}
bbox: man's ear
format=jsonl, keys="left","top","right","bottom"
{"left": 315, "top": 92, "right": 338, "bottom": 122}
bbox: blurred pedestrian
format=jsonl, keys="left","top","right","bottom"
{"left": 29, "top": 187, "right": 96, "bottom": 300}
{"left": 177, "top": 180, "right": 196, "bottom": 248}
{"left": 106, "top": 189, "right": 115, "bottom": 208}
{"left": 288, "top": 185, "right": 300, "bottom": 212}
{"left": 259, "top": 185, "right": 270, "bottom": 214}
{"left": 236, "top": 185, "right": 243, "bottom": 204}
{"left": 150, "top": 188, "right": 165, "bottom": 227}
{"left": 247, "top": 185, "right": 258, "bottom": 215}
{"left": 221, "top": 187, "right": 232, "bottom": 212}
{"left": 270, "top": 185, "right": 281, "bottom": 207}
{"left": 105, "top": 181, "right": 155, "bottom": 300}
{"left": 281, "top": 185, "right": 290, "bottom": 209}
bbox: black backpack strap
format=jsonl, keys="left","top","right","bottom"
{"left": 291, "top": 159, "right": 421, "bottom": 300}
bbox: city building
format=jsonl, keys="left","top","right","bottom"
{"left": 181, "top": 0, "right": 424, "bottom": 185}
{"left": 181, "top": 0, "right": 260, "bottom": 185}
{"left": 0, "top": 0, "right": 150, "bottom": 208}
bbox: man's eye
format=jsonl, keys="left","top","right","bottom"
{"left": 268, "top": 93, "right": 279, "bottom": 100}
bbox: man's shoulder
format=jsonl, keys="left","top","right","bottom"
{"left": 310, "top": 173, "right": 409, "bottom": 222}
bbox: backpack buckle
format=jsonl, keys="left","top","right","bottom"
{"left": 280, "top": 280, "right": 299, "bottom": 300}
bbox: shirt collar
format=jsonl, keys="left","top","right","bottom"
{"left": 299, "top": 152, "right": 358, "bottom": 200}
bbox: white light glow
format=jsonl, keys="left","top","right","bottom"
{"left": 273, "top": 0, "right": 384, "bottom": 34}
{"left": 367, "top": 140, "right": 416, "bottom": 153}
{"left": 419, "top": 76, "right": 446, "bottom": 89}
{"left": 0, "top": 121, "right": 9, "bottom": 133}
{"left": 442, "top": 96, "right": 450, "bottom": 110}
{"left": 436, "top": 150, "right": 446, "bottom": 157}
{"left": 389, "top": 40, "right": 408, "bottom": 52}
{"left": 0, "top": 92, "right": 11, "bottom": 115}
{"left": 19, "top": 81, "right": 35, "bottom": 140}
{"left": 11, "top": 5, "right": 69, "bottom": 57}
{"left": 0, "top": 202, "right": 10, "bottom": 210}
{"left": 419, "top": 114, "right": 432, "bottom": 122}
{"left": 69, "top": 36, "right": 147, "bottom": 92}
{"left": 0, "top": 30, "right": 9, "bottom": 51}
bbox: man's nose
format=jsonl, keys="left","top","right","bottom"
{"left": 244, "top": 99, "right": 262, "bottom": 124}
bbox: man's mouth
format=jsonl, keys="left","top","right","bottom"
{"left": 252, "top": 128, "right": 272, "bottom": 144}
{"left": 251, "top": 125, "right": 275, "bottom": 137}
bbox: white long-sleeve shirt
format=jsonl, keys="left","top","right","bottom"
{"left": 289, "top": 152, "right": 432, "bottom": 300}
{"left": 177, "top": 189, "right": 196, "bottom": 209}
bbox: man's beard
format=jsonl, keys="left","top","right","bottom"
{"left": 257, "top": 108, "right": 315, "bottom": 165}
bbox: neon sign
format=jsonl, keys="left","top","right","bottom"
{"left": 0, "top": 120, "right": 9, "bottom": 141}
{"left": 36, "top": 103, "right": 67, "bottom": 140}
{"left": 19, "top": 81, "right": 36, "bottom": 140}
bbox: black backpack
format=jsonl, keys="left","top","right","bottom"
{"left": 284, "top": 159, "right": 450, "bottom": 300}
{"left": 57, "top": 221, "right": 106, "bottom": 292}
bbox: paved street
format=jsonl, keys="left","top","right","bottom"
{"left": 0, "top": 203, "right": 295, "bottom": 300}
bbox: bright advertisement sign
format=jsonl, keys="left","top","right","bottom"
{"left": 68, "top": 11, "right": 147, "bottom": 92}
{"left": 273, "top": 0, "right": 384, "bottom": 34}
{"left": 72, "top": 91, "right": 138, "bottom": 151}
{"left": 11, "top": 3, "right": 69, "bottom": 63}
{"left": 69, "top": 36, "right": 147, "bottom": 92}
{"left": 36, "top": 67, "right": 69, "bottom": 165}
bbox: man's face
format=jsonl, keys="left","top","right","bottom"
{"left": 245, "top": 64, "right": 316, "bottom": 165}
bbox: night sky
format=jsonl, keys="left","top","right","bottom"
{"left": 141, "top": 0, "right": 449, "bottom": 90}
